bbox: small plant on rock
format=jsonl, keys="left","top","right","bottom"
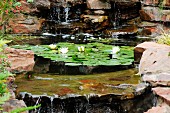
{"left": 157, "top": 28, "right": 170, "bottom": 46}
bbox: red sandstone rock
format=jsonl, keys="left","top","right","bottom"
{"left": 4, "top": 47, "right": 35, "bottom": 73}
{"left": 20, "top": 1, "right": 38, "bottom": 14}
{"left": 152, "top": 87, "right": 170, "bottom": 103}
{"left": 8, "top": 14, "right": 45, "bottom": 34}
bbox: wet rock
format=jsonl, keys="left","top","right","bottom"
{"left": 104, "top": 25, "right": 138, "bottom": 35}
{"left": 4, "top": 47, "right": 35, "bottom": 73}
{"left": 83, "top": 15, "right": 108, "bottom": 23}
{"left": 33, "top": 56, "right": 51, "bottom": 74}
{"left": 19, "top": 91, "right": 154, "bottom": 113}
{"left": 2, "top": 99, "right": 28, "bottom": 113}
{"left": 8, "top": 14, "right": 45, "bottom": 34}
{"left": 140, "top": 7, "right": 170, "bottom": 22}
{"left": 134, "top": 83, "right": 150, "bottom": 96}
{"left": 87, "top": 0, "right": 111, "bottom": 9}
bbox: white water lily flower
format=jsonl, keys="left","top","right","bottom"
{"left": 49, "top": 44, "right": 57, "bottom": 50}
{"left": 78, "top": 46, "right": 85, "bottom": 52}
{"left": 59, "top": 47, "right": 68, "bottom": 54}
{"left": 112, "top": 46, "right": 120, "bottom": 54}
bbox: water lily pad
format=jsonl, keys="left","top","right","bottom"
{"left": 11, "top": 42, "right": 134, "bottom": 67}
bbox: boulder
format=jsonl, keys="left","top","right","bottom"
{"left": 134, "top": 42, "right": 170, "bottom": 66}
{"left": 8, "top": 14, "right": 45, "bottom": 34}
{"left": 2, "top": 99, "right": 28, "bottom": 113}
{"left": 136, "top": 42, "right": 170, "bottom": 75}
{"left": 4, "top": 47, "right": 35, "bottom": 73}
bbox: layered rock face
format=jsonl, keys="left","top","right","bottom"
{"left": 135, "top": 42, "right": 170, "bottom": 113}
{"left": 4, "top": 47, "right": 35, "bottom": 73}
{"left": 139, "top": 0, "right": 170, "bottom": 36}
{"left": 6, "top": 0, "right": 141, "bottom": 34}
{"left": 140, "top": 0, "right": 170, "bottom": 22}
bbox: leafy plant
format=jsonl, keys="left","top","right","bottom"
{"left": 0, "top": 40, "right": 11, "bottom": 111}
{"left": 0, "top": 39, "right": 41, "bottom": 112}
{"left": 157, "top": 33, "right": 170, "bottom": 46}
{"left": 0, "top": 0, "right": 23, "bottom": 33}
{"left": 10, "top": 104, "right": 41, "bottom": 113}
{"left": 27, "top": 0, "right": 34, "bottom": 3}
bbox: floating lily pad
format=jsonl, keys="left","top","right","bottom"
{"left": 11, "top": 42, "right": 134, "bottom": 67}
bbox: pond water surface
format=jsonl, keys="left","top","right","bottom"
{"left": 15, "top": 68, "right": 140, "bottom": 97}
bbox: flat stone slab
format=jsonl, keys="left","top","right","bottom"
{"left": 135, "top": 42, "right": 170, "bottom": 75}
{"left": 152, "top": 87, "right": 170, "bottom": 103}
{"left": 143, "top": 73, "right": 170, "bottom": 86}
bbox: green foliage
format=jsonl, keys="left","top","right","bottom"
{"left": 0, "top": 93, "right": 10, "bottom": 105}
{"left": 157, "top": 33, "right": 170, "bottom": 46}
{"left": 27, "top": 0, "right": 34, "bottom": 3}
{"left": 10, "top": 104, "right": 41, "bottom": 113}
{"left": 0, "top": 40, "right": 11, "bottom": 111}
{"left": 0, "top": 0, "right": 22, "bottom": 33}
{"left": 12, "top": 42, "right": 134, "bottom": 66}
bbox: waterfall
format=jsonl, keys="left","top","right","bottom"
{"left": 64, "top": 6, "right": 70, "bottom": 23}
{"left": 110, "top": 2, "right": 122, "bottom": 29}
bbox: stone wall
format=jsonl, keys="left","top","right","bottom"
{"left": 134, "top": 42, "right": 170, "bottom": 113}
{"left": 139, "top": 0, "right": 170, "bottom": 36}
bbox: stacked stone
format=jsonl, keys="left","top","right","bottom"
{"left": 140, "top": 0, "right": 170, "bottom": 22}
{"left": 139, "top": 0, "right": 170, "bottom": 36}
{"left": 134, "top": 42, "right": 170, "bottom": 113}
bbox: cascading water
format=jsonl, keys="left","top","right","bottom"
{"left": 18, "top": 91, "right": 155, "bottom": 113}
{"left": 64, "top": 6, "right": 70, "bottom": 23}
{"left": 110, "top": 2, "right": 122, "bottom": 29}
